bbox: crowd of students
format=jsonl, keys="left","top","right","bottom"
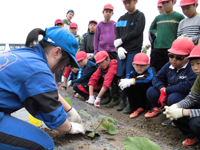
{"left": 52, "top": 0, "right": 200, "bottom": 147}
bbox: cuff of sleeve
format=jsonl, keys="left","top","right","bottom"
{"left": 103, "top": 85, "right": 109, "bottom": 90}
{"left": 158, "top": 85, "right": 165, "bottom": 91}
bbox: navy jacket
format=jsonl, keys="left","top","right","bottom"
{"left": 153, "top": 62, "right": 197, "bottom": 94}
{"left": 72, "top": 60, "right": 98, "bottom": 84}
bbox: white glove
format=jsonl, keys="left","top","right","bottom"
{"left": 94, "top": 97, "right": 101, "bottom": 108}
{"left": 118, "top": 79, "right": 134, "bottom": 90}
{"left": 178, "top": 34, "right": 192, "bottom": 41}
{"left": 170, "top": 104, "right": 179, "bottom": 109}
{"left": 114, "top": 39, "right": 123, "bottom": 48}
{"left": 86, "top": 96, "right": 95, "bottom": 104}
{"left": 117, "top": 47, "right": 127, "bottom": 60}
{"left": 163, "top": 106, "right": 183, "bottom": 120}
{"left": 67, "top": 80, "right": 72, "bottom": 87}
{"left": 87, "top": 53, "right": 94, "bottom": 60}
{"left": 67, "top": 107, "right": 82, "bottom": 124}
{"left": 68, "top": 122, "right": 86, "bottom": 134}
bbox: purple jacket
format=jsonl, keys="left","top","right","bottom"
{"left": 94, "top": 20, "right": 116, "bottom": 55}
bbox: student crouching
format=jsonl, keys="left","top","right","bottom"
{"left": 118, "top": 53, "right": 156, "bottom": 118}
{"left": 87, "top": 51, "right": 119, "bottom": 108}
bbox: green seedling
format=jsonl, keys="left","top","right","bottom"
{"left": 79, "top": 110, "right": 119, "bottom": 137}
{"left": 64, "top": 97, "right": 71, "bottom": 106}
{"left": 124, "top": 137, "right": 161, "bottom": 150}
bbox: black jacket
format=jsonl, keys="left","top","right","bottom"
{"left": 80, "top": 32, "right": 95, "bottom": 53}
{"left": 116, "top": 10, "right": 145, "bottom": 54}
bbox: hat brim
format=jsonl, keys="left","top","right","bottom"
{"left": 96, "top": 58, "right": 106, "bottom": 64}
{"left": 185, "top": 55, "right": 200, "bottom": 61}
{"left": 132, "top": 61, "right": 148, "bottom": 65}
{"left": 69, "top": 54, "right": 79, "bottom": 68}
{"left": 168, "top": 49, "right": 188, "bottom": 55}
{"left": 89, "top": 21, "right": 98, "bottom": 24}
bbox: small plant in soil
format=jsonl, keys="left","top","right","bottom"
{"left": 79, "top": 110, "right": 119, "bottom": 138}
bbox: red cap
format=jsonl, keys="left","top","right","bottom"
{"left": 89, "top": 19, "right": 98, "bottom": 25}
{"left": 75, "top": 51, "right": 87, "bottom": 62}
{"left": 185, "top": 45, "right": 200, "bottom": 60}
{"left": 70, "top": 22, "right": 78, "bottom": 28}
{"left": 168, "top": 38, "right": 195, "bottom": 55}
{"left": 95, "top": 51, "right": 109, "bottom": 64}
{"left": 103, "top": 4, "right": 114, "bottom": 10}
{"left": 179, "top": 0, "right": 198, "bottom": 6}
{"left": 158, "top": 0, "right": 162, "bottom": 6}
{"left": 133, "top": 53, "right": 149, "bottom": 65}
{"left": 55, "top": 19, "right": 63, "bottom": 25}
{"left": 160, "top": 0, "right": 171, "bottom": 2}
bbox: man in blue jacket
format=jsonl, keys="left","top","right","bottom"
{"left": 145, "top": 38, "right": 197, "bottom": 119}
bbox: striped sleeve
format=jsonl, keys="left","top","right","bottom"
{"left": 178, "top": 91, "right": 199, "bottom": 108}
{"left": 189, "top": 109, "right": 200, "bottom": 118}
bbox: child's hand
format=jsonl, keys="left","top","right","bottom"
{"left": 117, "top": 47, "right": 127, "bottom": 60}
{"left": 158, "top": 88, "right": 168, "bottom": 106}
{"left": 67, "top": 80, "right": 72, "bottom": 87}
{"left": 86, "top": 96, "right": 95, "bottom": 104}
{"left": 114, "top": 39, "right": 123, "bottom": 48}
{"left": 94, "top": 97, "right": 101, "bottom": 108}
{"left": 118, "top": 79, "right": 134, "bottom": 90}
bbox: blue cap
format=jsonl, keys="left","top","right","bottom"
{"left": 43, "top": 26, "right": 79, "bottom": 68}
{"left": 67, "top": 9, "right": 74, "bottom": 14}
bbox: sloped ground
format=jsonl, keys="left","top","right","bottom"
{"left": 62, "top": 87, "right": 200, "bottom": 150}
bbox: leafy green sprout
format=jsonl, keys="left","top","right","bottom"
{"left": 124, "top": 137, "right": 161, "bottom": 150}
{"left": 79, "top": 110, "right": 119, "bottom": 137}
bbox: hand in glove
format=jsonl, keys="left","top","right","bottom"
{"left": 158, "top": 88, "right": 168, "bottom": 107}
{"left": 118, "top": 78, "right": 134, "bottom": 90}
{"left": 87, "top": 53, "right": 94, "bottom": 60}
{"left": 94, "top": 97, "right": 101, "bottom": 108}
{"left": 114, "top": 39, "right": 123, "bottom": 48}
{"left": 163, "top": 106, "right": 183, "bottom": 120}
{"left": 86, "top": 96, "right": 95, "bottom": 104}
{"left": 68, "top": 122, "right": 86, "bottom": 134}
{"left": 118, "top": 47, "right": 127, "bottom": 60}
{"left": 178, "top": 34, "right": 192, "bottom": 41}
{"left": 67, "top": 80, "right": 72, "bottom": 87}
{"left": 67, "top": 107, "right": 82, "bottom": 124}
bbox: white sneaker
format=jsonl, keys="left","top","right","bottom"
{"left": 74, "top": 93, "right": 79, "bottom": 98}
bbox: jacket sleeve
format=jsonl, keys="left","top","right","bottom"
{"left": 80, "top": 33, "right": 86, "bottom": 52}
{"left": 135, "top": 67, "right": 156, "bottom": 84}
{"left": 94, "top": 25, "right": 100, "bottom": 55}
{"left": 88, "top": 68, "right": 102, "bottom": 86}
{"left": 77, "top": 68, "right": 82, "bottom": 79}
{"left": 152, "top": 63, "right": 168, "bottom": 90}
{"left": 19, "top": 72, "right": 66, "bottom": 129}
{"left": 165, "top": 67, "right": 197, "bottom": 94}
{"left": 67, "top": 71, "right": 72, "bottom": 84}
{"left": 150, "top": 16, "right": 157, "bottom": 36}
{"left": 72, "top": 64, "right": 97, "bottom": 84}
{"left": 103, "top": 60, "right": 118, "bottom": 89}
{"left": 115, "top": 18, "right": 121, "bottom": 40}
{"left": 122, "top": 12, "right": 145, "bottom": 43}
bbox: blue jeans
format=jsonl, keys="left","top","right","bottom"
{"left": 0, "top": 112, "right": 54, "bottom": 150}
{"left": 147, "top": 86, "right": 187, "bottom": 107}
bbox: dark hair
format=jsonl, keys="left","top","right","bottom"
{"left": 189, "top": 57, "right": 200, "bottom": 61}
{"left": 25, "top": 28, "right": 71, "bottom": 73}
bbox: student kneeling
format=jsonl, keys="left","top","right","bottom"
{"left": 86, "top": 51, "right": 119, "bottom": 108}
{"left": 118, "top": 53, "right": 156, "bottom": 118}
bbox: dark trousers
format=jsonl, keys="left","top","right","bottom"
{"left": 55, "top": 69, "right": 63, "bottom": 85}
{"left": 108, "top": 52, "right": 117, "bottom": 60}
{"left": 73, "top": 82, "right": 100, "bottom": 99}
{"left": 173, "top": 101, "right": 200, "bottom": 139}
{"left": 126, "top": 84, "right": 151, "bottom": 111}
{"left": 147, "top": 86, "right": 187, "bottom": 107}
{"left": 150, "top": 48, "right": 169, "bottom": 73}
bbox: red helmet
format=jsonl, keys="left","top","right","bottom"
{"left": 103, "top": 4, "right": 114, "bottom": 10}
{"left": 158, "top": 0, "right": 162, "bottom": 6}
{"left": 179, "top": 0, "right": 198, "bottom": 6}
{"left": 133, "top": 53, "right": 149, "bottom": 65}
{"left": 75, "top": 51, "right": 87, "bottom": 62}
{"left": 95, "top": 51, "right": 109, "bottom": 64}
{"left": 168, "top": 38, "right": 195, "bottom": 55}
{"left": 185, "top": 45, "right": 200, "bottom": 60}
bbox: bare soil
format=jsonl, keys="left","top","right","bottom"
{"left": 43, "top": 87, "right": 200, "bottom": 150}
